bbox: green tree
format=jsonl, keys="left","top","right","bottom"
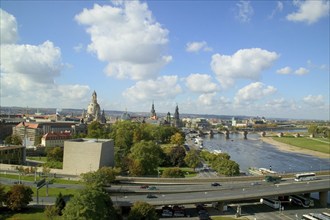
{"left": 5, "top": 184, "right": 33, "bottom": 211}
{"left": 81, "top": 167, "right": 117, "bottom": 187}
{"left": 213, "top": 159, "right": 240, "bottom": 176}
{"left": 184, "top": 150, "right": 201, "bottom": 171}
{"left": 55, "top": 192, "right": 66, "bottom": 216}
{"left": 128, "top": 201, "right": 158, "bottom": 220}
{"left": 62, "top": 186, "right": 117, "bottom": 220}
{"left": 44, "top": 205, "right": 59, "bottom": 220}
{"left": 47, "top": 147, "right": 63, "bottom": 162}
{"left": 0, "top": 183, "right": 6, "bottom": 207}
{"left": 161, "top": 167, "right": 185, "bottom": 178}
{"left": 168, "top": 146, "right": 186, "bottom": 167}
{"left": 170, "top": 132, "right": 184, "bottom": 146}
{"left": 128, "top": 140, "right": 162, "bottom": 176}
{"left": 5, "top": 135, "right": 22, "bottom": 145}
{"left": 308, "top": 124, "right": 318, "bottom": 136}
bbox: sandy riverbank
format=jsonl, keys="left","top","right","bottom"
{"left": 260, "top": 137, "right": 330, "bottom": 159}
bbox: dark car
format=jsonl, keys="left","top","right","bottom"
{"left": 146, "top": 194, "right": 157, "bottom": 199}
{"left": 140, "top": 185, "right": 149, "bottom": 189}
{"left": 211, "top": 182, "right": 221, "bottom": 186}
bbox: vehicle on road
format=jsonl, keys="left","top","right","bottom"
{"left": 260, "top": 198, "right": 281, "bottom": 209}
{"left": 140, "top": 185, "right": 149, "bottom": 189}
{"left": 211, "top": 182, "right": 221, "bottom": 186}
{"left": 290, "top": 195, "right": 314, "bottom": 208}
{"left": 264, "top": 175, "right": 282, "bottom": 183}
{"left": 251, "top": 182, "right": 260, "bottom": 186}
{"left": 161, "top": 209, "right": 173, "bottom": 217}
{"left": 146, "top": 194, "right": 157, "bottom": 199}
{"left": 148, "top": 186, "right": 157, "bottom": 190}
{"left": 294, "top": 173, "right": 316, "bottom": 181}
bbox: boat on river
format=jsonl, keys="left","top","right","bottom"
{"left": 248, "top": 167, "right": 277, "bottom": 176}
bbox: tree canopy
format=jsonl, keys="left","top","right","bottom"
{"left": 62, "top": 186, "right": 117, "bottom": 220}
{"left": 184, "top": 149, "right": 201, "bottom": 171}
{"left": 81, "top": 167, "right": 117, "bottom": 187}
{"left": 128, "top": 201, "right": 158, "bottom": 220}
{"left": 5, "top": 184, "right": 33, "bottom": 211}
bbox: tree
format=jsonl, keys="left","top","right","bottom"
{"left": 308, "top": 124, "right": 318, "bottom": 136}
{"left": 47, "top": 147, "right": 63, "bottom": 162}
{"left": 184, "top": 150, "right": 201, "bottom": 171}
{"left": 213, "top": 159, "right": 240, "bottom": 176}
{"left": 168, "top": 146, "right": 186, "bottom": 167}
{"left": 81, "top": 167, "right": 117, "bottom": 187}
{"left": 62, "top": 186, "right": 117, "bottom": 220}
{"left": 5, "top": 184, "right": 33, "bottom": 211}
{"left": 128, "top": 201, "right": 158, "bottom": 220}
{"left": 170, "top": 132, "right": 184, "bottom": 146}
{"left": 55, "top": 192, "right": 66, "bottom": 215}
{"left": 5, "top": 135, "right": 22, "bottom": 145}
{"left": 128, "top": 140, "right": 163, "bottom": 176}
{"left": 0, "top": 183, "right": 6, "bottom": 207}
{"left": 44, "top": 205, "right": 59, "bottom": 220}
{"left": 161, "top": 167, "right": 185, "bottom": 178}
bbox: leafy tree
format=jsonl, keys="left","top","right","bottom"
{"left": 5, "top": 184, "right": 33, "bottom": 211}
{"left": 128, "top": 140, "right": 163, "bottom": 176}
{"left": 308, "top": 124, "right": 318, "bottom": 136}
{"left": 5, "top": 135, "right": 22, "bottom": 145}
{"left": 62, "top": 186, "right": 117, "bottom": 220}
{"left": 128, "top": 201, "right": 158, "bottom": 220}
{"left": 170, "top": 132, "right": 185, "bottom": 146}
{"left": 184, "top": 149, "right": 201, "bottom": 171}
{"left": 87, "top": 121, "right": 111, "bottom": 138}
{"left": 47, "top": 147, "right": 63, "bottom": 162}
{"left": 44, "top": 205, "right": 59, "bottom": 219}
{"left": 168, "top": 146, "right": 186, "bottom": 167}
{"left": 81, "top": 167, "right": 117, "bottom": 187}
{"left": 161, "top": 167, "right": 185, "bottom": 178}
{"left": 212, "top": 159, "right": 240, "bottom": 176}
{"left": 0, "top": 183, "right": 6, "bottom": 207}
{"left": 55, "top": 192, "right": 66, "bottom": 215}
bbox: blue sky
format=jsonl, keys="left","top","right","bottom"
{"left": 1, "top": 0, "right": 329, "bottom": 120}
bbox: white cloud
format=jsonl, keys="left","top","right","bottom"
{"left": 294, "top": 67, "right": 309, "bottom": 75}
{"left": 197, "top": 92, "right": 217, "bottom": 106}
{"left": 186, "top": 41, "right": 212, "bottom": 53}
{"left": 277, "top": 66, "right": 292, "bottom": 74}
{"left": 185, "top": 73, "right": 219, "bottom": 93}
{"left": 75, "top": 2, "right": 171, "bottom": 80}
{"left": 1, "top": 41, "right": 63, "bottom": 84}
{"left": 269, "top": 1, "right": 284, "bottom": 19}
{"left": 211, "top": 48, "right": 279, "bottom": 88}
{"left": 236, "top": 1, "right": 254, "bottom": 23}
{"left": 303, "top": 94, "right": 325, "bottom": 106}
{"left": 0, "top": 10, "right": 91, "bottom": 109}
{"left": 287, "top": 0, "right": 330, "bottom": 24}
{"left": 123, "top": 76, "right": 182, "bottom": 101}
{"left": 234, "top": 82, "right": 277, "bottom": 104}
{"left": 0, "top": 9, "right": 18, "bottom": 44}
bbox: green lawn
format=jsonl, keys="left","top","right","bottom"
{"left": 26, "top": 156, "right": 47, "bottom": 162}
{"left": 0, "top": 173, "right": 81, "bottom": 185}
{"left": 158, "top": 167, "right": 197, "bottom": 177}
{"left": 0, "top": 207, "right": 63, "bottom": 220}
{"left": 272, "top": 136, "right": 330, "bottom": 154}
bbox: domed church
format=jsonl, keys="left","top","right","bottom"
{"left": 84, "top": 91, "right": 106, "bottom": 123}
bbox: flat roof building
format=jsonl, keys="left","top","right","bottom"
{"left": 63, "top": 138, "right": 114, "bottom": 175}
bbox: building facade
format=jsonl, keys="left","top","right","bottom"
{"left": 0, "top": 145, "right": 26, "bottom": 165}
{"left": 41, "top": 131, "right": 72, "bottom": 148}
{"left": 63, "top": 138, "right": 115, "bottom": 175}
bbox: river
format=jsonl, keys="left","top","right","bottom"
{"left": 201, "top": 132, "right": 330, "bottom": 174}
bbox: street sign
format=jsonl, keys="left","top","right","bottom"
{"left": 37, "top": 178, "right": 46, "bottom": 188}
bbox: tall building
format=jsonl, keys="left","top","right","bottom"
{"left": 85, "top": 91, "right": 106, "bottom": 123}
{"left": 150, "top": 101, "right": 157, "bottom": 120}
{"left": 63, "top": 138, "right": 114, "bottom": 174}
{"left": 173, "top": 104, "right": 181, "bottom": 128}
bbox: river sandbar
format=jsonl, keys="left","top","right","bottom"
{"left": 260, "top": 137, "right": 330, "bottom": 159}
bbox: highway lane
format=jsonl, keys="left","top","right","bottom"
{"left": 112, "top": 177, "right": 330, "bottom": 206}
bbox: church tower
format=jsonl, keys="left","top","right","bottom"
{"left": 86, "top": 90, "right": 102, "bottom": 123}
{"left": 150, "top": 101, "right": 157, "bottom": 120}
{"left": 173, "top": 104, "right": 181, "bottom": 128}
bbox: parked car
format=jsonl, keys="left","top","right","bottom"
{"left": 140, "top": 185, "right": 149, "bottom": 189}
{"left": 161, "top": 209, "right": 173, "bottom": 217}
{"left": 211, "top": 182, "right": 221, "bottom": 186}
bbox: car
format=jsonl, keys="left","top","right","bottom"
{"left": 161, "top": 210, "right": 173, "bottom": 217}
{"left": 140, "top": 185, "right": 149, "bottom": 189}
{"left": 251, "top": 182, "right": 260, "bottom": 186}
{"left": 211, "top": 182, "right": 221, "bottom": 186}
{"left": 148, "top": 186, "right": 157, "bottom": 190}
{"left": 146, "top": 194, "right": 157, "bottom": 199}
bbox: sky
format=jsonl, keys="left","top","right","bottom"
{"left": 0, "top": 0, "right": 329, "bottom": 120}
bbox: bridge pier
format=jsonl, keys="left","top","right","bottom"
{"left": 319, "top": 191, "right": 328, "bottom": 207}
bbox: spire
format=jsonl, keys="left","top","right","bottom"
{"left": 92, "top": 90, "right": 97, "bottom": 102}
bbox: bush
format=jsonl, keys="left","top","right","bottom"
{"left": 161, "top": 167, "right": 185, "bottom": 178}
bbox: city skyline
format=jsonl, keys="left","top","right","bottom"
{"left": 1, "top": 1, "right": 329, "bottom": 120}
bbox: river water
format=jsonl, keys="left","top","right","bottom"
{"left": 202, "top": 132, "right": 330, "bottom": 174}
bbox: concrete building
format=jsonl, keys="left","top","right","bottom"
{"left": 63, "top": 138, "right": 114, "bottom": 175}
{"left": 0, "top": 145, "right": 26, "bottom": 165}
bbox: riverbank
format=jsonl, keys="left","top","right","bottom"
{"left": 260, "top": 137, "right": 329, "bottom": 159}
